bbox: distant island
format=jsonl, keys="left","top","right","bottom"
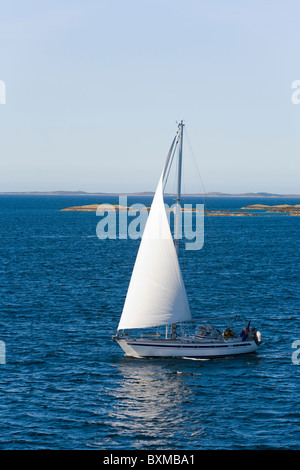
{"left": 1, "top": 191, "right": 300, "bottom": 197}
{"left": 61, "top": 203, "right": 300, "bottom": 216}
{"left": 241, "top": 204, "right": 300, "bottom": 215}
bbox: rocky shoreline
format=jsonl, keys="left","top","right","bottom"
{"left": 61, "top": 203, "right": 300, "bottom": 216}
{"left": 241, "top": 204, "right": 300, "bottom": 216}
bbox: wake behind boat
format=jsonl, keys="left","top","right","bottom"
{"left": 113, "top": 121, "right": 262, "bottom": 358}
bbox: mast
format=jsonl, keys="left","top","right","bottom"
{"left": 174, "top": 120, "right": 184, "bottom": 253}
{"left": 171, "top": 121, "right": 184, "bottom": 339}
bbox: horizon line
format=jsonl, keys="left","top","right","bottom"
{"left": 1, "top": 191, "right": 300, "bottom": 197}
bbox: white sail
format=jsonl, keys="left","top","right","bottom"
{"left": 118, "top": 172, "right": 191, "bottom": 330}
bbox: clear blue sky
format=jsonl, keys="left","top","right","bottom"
{"left": 1, "top": 0, "right": 300, "bottom": 193}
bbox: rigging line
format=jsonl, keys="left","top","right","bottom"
{"left": 163, "top": 133, "right": 177, "bottom": 180}
{"left": 162, "top": 128, "right": 180, "bottom": 243}
{"left": 163, "top": 131, "right": 180, "bottom": 192}
{"left": 180, "top": 144, "right": 187, "bottom": 274}
{"left": 184, "top": 126, "right": 219, "bottom": 251}
{"left": 184, "top": 129, "right": 232, "bottom": 281}
{"left": 172, "top": 156, "right": 177, "bottom": 200}
{"left": 184, "top": 127, "right": 208, "bottom": 205}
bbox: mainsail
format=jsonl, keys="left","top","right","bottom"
{"left": 117, "top": 172, "right": 191, "bottom": 330}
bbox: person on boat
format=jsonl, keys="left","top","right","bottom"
{"left": 171, "top": 324, "right": 177, "bottom": 339}
{"left": 224, "top": 327, "right": 234, "bottom": 338}
{"left": 240, "top": 322, "right": 250, "bottom": 341}
{"left": 240, "top": 329, "right": 248, "bottom": 341}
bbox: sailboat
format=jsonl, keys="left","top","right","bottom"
{"left": 113, "top": 121, "right": 262, "bottom": 358}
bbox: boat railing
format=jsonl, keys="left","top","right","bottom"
{"left": 140, "top": 334, "right": 161, "bottom": 338}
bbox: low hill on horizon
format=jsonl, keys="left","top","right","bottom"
{"left": 1, "top": 191, "right": 300, "bottom": 197}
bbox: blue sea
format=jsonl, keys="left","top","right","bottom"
{"left": 0, "top": 194, "right": 299, "bottom": 450}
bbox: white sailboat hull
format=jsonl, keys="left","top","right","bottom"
{"left": 115, "top": 337, "right": 259, "bottom": 359}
